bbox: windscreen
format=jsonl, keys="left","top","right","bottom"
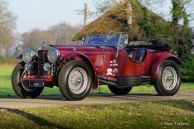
{"left": 84, "top": 34, "right": 128, "bottom": 47}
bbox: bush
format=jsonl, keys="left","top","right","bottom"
{"left": 181, "top": 56, "right": 194, "bottom": 82}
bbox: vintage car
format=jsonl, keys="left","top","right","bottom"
{"left": 11, "top": 34, "right": 182, "bottom": 101}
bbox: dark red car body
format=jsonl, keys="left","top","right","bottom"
{"left": 12, "top": 34, "right": 182, "bottom": 100}
{"left": 23, "top": 44, "right": 180, "bottom": 88}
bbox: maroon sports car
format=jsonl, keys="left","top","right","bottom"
{"left": 11, "top": 34, "right": 182, "bottom": 100}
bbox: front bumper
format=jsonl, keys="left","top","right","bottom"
{"left": 23, "top": 76, "right": 53, "bottom": 83}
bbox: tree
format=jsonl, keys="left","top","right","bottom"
{"left": 0, "top": 0, "right": 16, "bottom": 57}
{"left": 22, "top": 29, "right": 45, "bottom": 49}
{"left": 169, "top": 0, "right": 194, "bottom": 81}
{"left": 94, "top": 0, "right": 119, "bottom": 14}
{"left": 170, "top": 0, "right": 192, "bottom": 57}
{"left": 22, "top": 22, "right": 81, "bottom": 49}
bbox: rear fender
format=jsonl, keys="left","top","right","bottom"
{"left": 152, "top": 54, "right": 181, "bottom": 81}
{"left": 63, "top": 52, "right": 99, "bottom": 89}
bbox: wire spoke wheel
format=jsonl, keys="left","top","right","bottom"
{"left": 154, "top": 60, "right": 181, "bottom": 96}
{"left": 11, "top": 63, "right": 44, "bottom": 98}
{"left": 58, "top": 60, "right": 93, "bottom": 101}
{"left": 162, "top": 66, "right": 178, "bottom": 91}
{"left": 68, "top": 67, "right": 88, "bottom": 95}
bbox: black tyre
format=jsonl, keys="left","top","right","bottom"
{"left": 108, "top": 85, "right": 132, "bottom": 95}
{"left": 11, "top": 63, "right": 44, "bottom": 98}
{"left": 154, "top": 60, "right": 181, "bottom": 96}
{"left": 58, "top": 60, "right": 93, "bottom": 101}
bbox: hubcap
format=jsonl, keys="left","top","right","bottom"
{"left": 162, "top": 66, "right": 178, "bottom": 90}
{"left": 68, "top": 67, "right": 88, "bottom": 94}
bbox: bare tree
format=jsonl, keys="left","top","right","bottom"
{"left": 48, "top": 23, "right": 81, "bottom": 44}
{"left": 0, "top": 0, "right": 16, "bottom": 57}
{"left": 22, "top": 22, "right": 81, "bottom": 49}
{"left": 94, "top": 0, "right": 119, "bottom": 14}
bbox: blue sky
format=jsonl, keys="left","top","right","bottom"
{"left": 6, "top": 0, "right": 192, "bottom": 34}
{"left": 6, "top": 0, "right": 96, "bottom": 33}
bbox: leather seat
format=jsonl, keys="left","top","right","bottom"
{"left": 134, "top": 48, "right": 146, "bottom": 62}
{"left": 128, "top": 48, "right": 146, "bottom": 63}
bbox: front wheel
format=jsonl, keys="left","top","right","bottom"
{"left": 108, "top": 85, "right": 132, "bottom": 95}
{"left": 11, "top": 63, "right": 44, "bottom": 98}
{"left": 58, "top": 60, "right": 93, "bottom": 101}
{"left": 154, "top": 60, "right": 181, "bottom": 96}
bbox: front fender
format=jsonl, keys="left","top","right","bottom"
{"left": 152, "top": 54, "right": 181, "bottom": 81}
{"left": 62, "top": 52, "right": 99, "bottom": 89}
{"left": 17, "top": 54, "right": 23, "bottom": 61}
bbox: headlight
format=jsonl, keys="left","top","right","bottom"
{"left": 47, "top": 48, "right": 60, "bottom": 63}
{"left": 43, "top": 63, "right": 51, "bottom": 71}
{"left": 23, "top": 49, "right": 36, "bottom": 63}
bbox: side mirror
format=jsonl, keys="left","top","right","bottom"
{"left": 82, "top": 37, "right": 85, "bottom": 41}
{"left": 123, "top": 39, "right": 128, "bottom": 45}
{"left": 81, "top": 37, "right": 85, "bottom": 45}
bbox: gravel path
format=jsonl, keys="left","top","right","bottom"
{"left": 0, "top": 91, "right": 193, "bottom": 109}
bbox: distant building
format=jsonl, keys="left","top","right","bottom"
{"left": 73, "top": 0, "right": 171, "bottom": 41}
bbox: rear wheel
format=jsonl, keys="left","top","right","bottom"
{"left": 108, "top": 85, "right": 132, "bottom": 95}
{"left": 154, "top": 60, "right": 181, "bottom": 96}
{"left": 11, "top": 63, "right": 44, "bottom": 98}
{"left": 58, "top": 60, "right": 93, "bottom": 101}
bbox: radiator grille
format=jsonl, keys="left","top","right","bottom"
{"left": 38, "top": 50, "right": 48, "bottom": 76}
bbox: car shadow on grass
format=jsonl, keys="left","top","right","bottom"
{"left": 153, "top": 100, "right": 194, "bottom": 113}
{"left": 0, "top": 108, "right": 68, "bottom": 129}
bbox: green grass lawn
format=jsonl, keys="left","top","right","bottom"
{"left": 0, "top": 65, "right": 194, "bottom": 129}
{"left": 0, "top": 100, "right": 194, "bottom": 129}
{"left": 0, "top": 65, "right": 194, "bottom": 97}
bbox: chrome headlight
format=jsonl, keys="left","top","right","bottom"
{"left": 23, "top": 49, "right": 36, "bottom": 63}
{"left": 47, "top": 48, "right": 60, "bottom": 63}
{"left": 43, "top": 63, "right": 51, "bottom": 71}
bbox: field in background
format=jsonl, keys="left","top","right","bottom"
{"left": 0, "top": 64, "right": 194, "bottom": 97}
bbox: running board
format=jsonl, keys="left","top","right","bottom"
{"left": 98, "top": 76, "right": 151, "bottom": 87}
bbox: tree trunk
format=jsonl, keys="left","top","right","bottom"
{"left": 171, "top": 0, "right": 179, "bottom": 25}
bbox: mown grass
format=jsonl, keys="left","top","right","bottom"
{"left": 0, "top": 65, "right": 194, "bottom": 97}
{"left": 0, "top": 100, "right": 194, "bottom": 129}
{"left": 0, "top": 64, "right": 194, "bottom": 129}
